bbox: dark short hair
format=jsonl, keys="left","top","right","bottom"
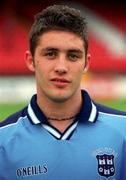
{"left": 29, "top": 4, "right": 88, "bottom": 57}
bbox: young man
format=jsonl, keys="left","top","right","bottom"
{"left": 0, "top": 4, "right": 126, "bottom": 180}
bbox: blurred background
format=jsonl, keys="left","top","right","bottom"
{"left": 0, "top": 0, "right": 126, "bottom": 120}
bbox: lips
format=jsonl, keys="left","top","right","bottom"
{"left": 51, "top": 78, "right": 70, "bottom": 83}
{"left": 51, "top": 78, "right": 70, "bottom": 87}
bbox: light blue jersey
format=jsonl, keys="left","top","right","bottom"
{"left": 0, "top": 90, "right": 126, "bottom": 180}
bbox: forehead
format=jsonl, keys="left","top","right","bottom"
{"left": 37, "top": 30, "right": 84, "bottom": 51}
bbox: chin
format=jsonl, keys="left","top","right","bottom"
{"left": 49, "top": 92, "right": 72, "bottom": 103}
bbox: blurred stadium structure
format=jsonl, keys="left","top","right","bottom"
{"left": 0, "top": 0, "right": 126, "bottom": 103}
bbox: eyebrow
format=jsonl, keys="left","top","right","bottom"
{"left": 68, "top": 49, "right": 84, "bottom": 54}
{"left": 41, "top": 47, "right": 84, "bottom": 54}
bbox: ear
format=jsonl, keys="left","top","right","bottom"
{"left": 25, "top": 50, "right": 35, "bottom": 72}
{"left": 83, "top": 53, "right": 91, "bottom": 73}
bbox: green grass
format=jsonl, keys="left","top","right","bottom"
{"left": 97, "top": 99, "right": 126, "bottom": 112}
{"left": 0, "top": 99, "right": 126, "bottom": 122}
{"left": 0, "top": 102, "right": 27, "bottom": 121}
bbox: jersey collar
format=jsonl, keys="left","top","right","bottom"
{"left": 27, "top": 90, "right": 98, "bottom": 125}
{"left": 76, "top": 90, "right": 98, "bottom": 123}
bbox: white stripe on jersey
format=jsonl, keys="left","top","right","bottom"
{"left": 42, "top": 121, "right": 78, "bottom": 140}
{"left": 0, "top": 116, "right": 25, "bottom": 129}
{"left": 99, "top": 111, "right": 126, "bottom": 118}
{"left": 61, "top": 121, "right": 78, "bottom": 140}
{"left": 88, "top": 102, "right": 97, "bottom": 122}
{"left": 42, "top": 124, "right": 61, "bottom": 139}
{"left": 28, "top": 104, "right": 40, "bottom": 124}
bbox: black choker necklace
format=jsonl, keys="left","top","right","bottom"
{"left": 47, "top": 115, "right": 76, "bottom": 121}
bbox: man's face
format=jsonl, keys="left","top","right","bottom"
{"left": 26, "top": 30, "right": 89, "bottom": 103}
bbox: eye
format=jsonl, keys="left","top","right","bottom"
{"left": 44, "top": 51, "right": 57, "bottom": 59}
{"left": 68, "top": 53, "right": 79, "bottom": 61}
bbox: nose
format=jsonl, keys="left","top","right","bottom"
{"left": 54, "top": 55, "right": 68, "bottom": 74}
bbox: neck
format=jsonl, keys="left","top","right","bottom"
{"left": 47, "top": 116, "right": 76, "bottom": 133}
{"left": 37, "top": 92, "right": 82, "bottom": 119}
{"left": 47, "top": 115, "right": 77, "bottom": 121}
{"left": 37, "top": 91, "right": 82, "bottom": 132}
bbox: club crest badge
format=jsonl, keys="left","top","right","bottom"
{"left": 96, "top": 154, "right": 115, "bottom": 178}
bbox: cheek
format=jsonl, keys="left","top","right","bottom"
{"left": 35, "top": 64, "right": 45, "bottom": 82}
{"left": 72, "top": 67, "right": 84, "bottom": 84}
{"left": 75, "top": 64, "right": 84, "bottom": 76}
{"left": 35, "top": 61, "right": 46, "bottom": 74}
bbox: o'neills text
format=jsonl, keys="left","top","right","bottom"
{"left": 16, "top": 164, "right": 48, "bottom": 177}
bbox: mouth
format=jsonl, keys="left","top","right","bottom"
{"left": 51, "top": 78, "right": 70, "bottom": 87}
{"left": 51, "top": 78, "right": 70, "bottom": 83}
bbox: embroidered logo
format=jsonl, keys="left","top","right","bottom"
{"left": 96, "top": 154, "right": 115, "bottom": 178}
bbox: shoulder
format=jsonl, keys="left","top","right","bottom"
{"left": 0, "top": 105, "right": 31, "bottom": 148}
{"left": 0, "top": 106, "right": 28, "bottom": 128}
{"left": 95, "top": 102, "right": 126, "bottom": 124}
{"left": 0, "top": 107, "right": 28, "bottom": 146}
{"left": 95, "top": 102, "right": 126, "bottom": 116}
{"left": 95, "top": 103, "right": 126, "bottom": 137}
